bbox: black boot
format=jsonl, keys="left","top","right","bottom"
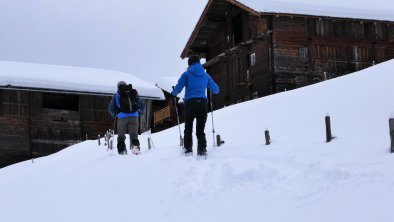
{"left": 197, "top": 136, "right": 207, "bottom": 156}
{"left": 131, "top": 139, "right": 140, "bottom": 149}
{"left": 117, "top": 141, "right": 127, "bottom": 155}
{"left": 184, "top": 130, "right": 193, "bottom": 155}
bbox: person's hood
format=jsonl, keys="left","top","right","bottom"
{"left": 187, "top": 62, "right": 205, "bottom": 77}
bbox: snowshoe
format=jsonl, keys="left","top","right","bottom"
{"left": 131, "top": 146, "right": 141, "bottom": 155}
{"left": 197, "top": 152, "right": 207, "bottom": 159}
{"left": 119, "top": 150, "right": 128, "bottom": 155}
{"left": 185, "top": 150, "right": 193, "bottom": 156}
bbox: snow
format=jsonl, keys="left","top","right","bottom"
{"left": 1, "top": 59, "right": 394, "bottom": 221}
{"left": 0, "top": 60, "right": 164, "bottom": 99}
{"left": 238, "top": 0, "right": 394, "bottom": 21}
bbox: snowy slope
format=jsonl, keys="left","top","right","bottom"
{"left": 1, "top": 60, "right": 394, "bottom": 222}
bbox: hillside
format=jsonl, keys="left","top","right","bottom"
{"left": 1, "top": 60, "right": 394, "bottom": 222}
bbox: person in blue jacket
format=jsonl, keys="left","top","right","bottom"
{"left": 108, "top": 81, "right": 145, "bottom": 155}
{"left": 171, "top": 54, "right": 219, "bottom": 156}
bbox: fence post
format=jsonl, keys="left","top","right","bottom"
{"left": 325, "top": 115, "right": 332, "bottom": 142}
{"left": 147, "top": 138, "right": 152, "bottom": 150}
{"left": 98, "top": 135, "right": 101, "bottom": 146}
{"left": 216, "top": 134, "right": 223, "bottom": 147}
{"left": 389, "top": 118, "right": 394, "bottom": 153}
{"left": 265, "top": 129, "right": 271, "bottom": 145}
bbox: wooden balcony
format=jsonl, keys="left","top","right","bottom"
{"left": 153, "top": 106, "right": 176, "bottom": 127}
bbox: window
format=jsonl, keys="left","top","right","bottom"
{"left": 346, "top": 22, "right": 365, "bottom": 39}
{"left": 316, "top": 19, "right": 333, "bottom": 36}
{"left": 333, "top": 21, "right": 345, "bottom": 37}
{"left": 375, "top": 23, "right": 388, "bottom": 40}
{"left": 246, "top": 70, "right": 250, "bottom": 82}
{"left": 43, "top": 93, "right": 79, "bottom": 111}
{"left": 250, "top": 53, "right": 256, "bottom": 66}
{"left": 232, "top": 14, "right": 243, "bottom": 45}
{"left": 299, "top": 48, "right": 309, "bottom": 60}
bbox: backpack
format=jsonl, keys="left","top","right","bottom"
{"left": 118, "top": 84, "right": 139, "bottom": 113}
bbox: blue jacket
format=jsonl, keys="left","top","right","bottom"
{"left": 108, "top": 92, "right": 145, "bottom": 118}
{"left": 171, "top": 62, "right": 219, "bottom": 101}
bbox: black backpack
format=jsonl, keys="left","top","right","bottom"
{"left": 118, "top": 84, "right": 139, "bottom": 113}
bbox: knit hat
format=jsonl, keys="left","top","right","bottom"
{"left": 117, "top": 81, "right": 127, "bottom": 88}
{"left": 188, "top": 54, "right": 200, "bottom": 66}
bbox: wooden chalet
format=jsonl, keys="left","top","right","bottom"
{"left": 0, "top": 61, "right": 164, "bottom": 168}
{"left": 181, "top": 0, "right": 394, "bottom": 109}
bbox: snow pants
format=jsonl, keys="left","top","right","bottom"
{"left": 117, "top": 116, "right": 140, "bottom": 152}
{"left": 183, "top": 98, "right": 208, "bottom": 153}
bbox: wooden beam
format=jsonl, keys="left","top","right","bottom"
{"left": 203, "top": 30, "right": 271, "bottom": 68}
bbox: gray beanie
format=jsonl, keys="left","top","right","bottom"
{"left": 117, "top": 81, "right": 126, "bottom": 88}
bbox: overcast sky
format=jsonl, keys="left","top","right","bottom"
{"left": 0, "top": 0, "right": 207, "bottom": 84}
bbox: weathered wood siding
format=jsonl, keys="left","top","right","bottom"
{"left": 271, "top": 16, "right": 394, "bottom": 92}
{"left": 203, "top": 3, "right": 394, "bottom": 107}
{"left": 206, "top": 10, "right": 271, "bottom": 109}
{"left": 271, "top": 16, "right": 310, "bottom": 91}
{"left": 0, "top": 90, "right": 114, "bottom": 168}
{"left": 80, "top": 95, "right": 113, "bottom": 139}
{"left": 0, "top": 89, "right": 154, "bottom": 167}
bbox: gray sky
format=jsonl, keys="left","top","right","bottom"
{"left": 0, "top": 0, "right": 207, "bottom": 83}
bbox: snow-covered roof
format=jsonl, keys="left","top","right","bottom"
{"left": 0, "top": 60, "right": 164, "bottom": 100}
{"left": 236, "top": 0, "right": 394, "bottom": 22}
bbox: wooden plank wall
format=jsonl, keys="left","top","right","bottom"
{"left": 201, "top": 5, "right": 394, "bottom": 109}
{"left": 207, "top": 11, "right": 271, "bottom": 109}
{"left": 1, "top": 88, "right": 155, "bottom": 168}
{"left": 271, "top": 16, "right": 394, "bottom": 92}
{"left": 0, "top": 90, "right": 115, "bottom": 168}
{"left": 0, "top": 115, "right": 30, "bottom": 167}
{"left": 80, "top": 95, "right": 113, "bottom": 138}
{"left": 271, "top": 16, "right": 310, "bottom": 91}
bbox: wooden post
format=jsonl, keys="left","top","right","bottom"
{"left": 390, "top": 119, "right": 394, "bottom": 153}
{"left": 180, "top": 137, "right": 184, "bottom": 147}
{"left": 147, "top": 138, "right": 151, "bottom": 150}
{"left": 216, "top": 135, "right": 222, "bottom": 147}
{"left": 98, "top": 135, "right": 101, "bottom": 146}
{"left": 265, "top": 130, "right": 271, "bottom": 145}
{"left": 325, "top": 116, "right": 332, "bottom": 142}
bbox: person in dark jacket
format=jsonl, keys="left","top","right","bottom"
{"left": 171, "top": 54, "right": 219, "bottom": 156}
{"left": 108, "top": 81, "right": 145, "bottom": 155}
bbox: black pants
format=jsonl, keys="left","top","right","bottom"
{"left": 184, "top": 98, "right": 208, "bottom": 152}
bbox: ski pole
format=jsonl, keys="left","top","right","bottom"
{"left": 172, "top": 86, "right": 184, "bottom": 147}
{"left": 210, "top": 90, "right": 216, "bottom": 147}
{"left": 108, "top": 115, "right": 117, "bottom": 151}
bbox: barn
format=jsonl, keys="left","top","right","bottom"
{"left": 181, "top": 0, "right": 394, "bottom": 109}
{"left": 0, "top": 60, "right": 164, "bottom": 168}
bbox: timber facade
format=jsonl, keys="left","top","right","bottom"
{"left": 182, "top": 0, "right": 394, "bottom": 110}
{"left": 0, "top": 88, "right": 152, "bottom": 168}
